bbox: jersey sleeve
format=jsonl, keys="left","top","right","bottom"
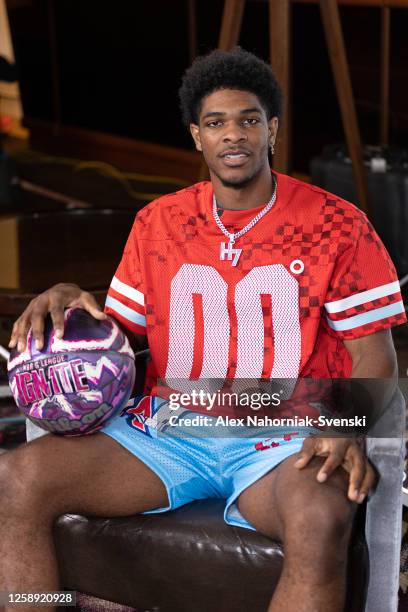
{"left": 323, "top": 214, "right": 406, "bottom": 340}
{"left": 104, "top": 216, "right": 147, "bottom": 336}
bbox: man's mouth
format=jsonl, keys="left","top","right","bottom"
{"left": 220, "top": 150, "right": 250, "bottom": 166}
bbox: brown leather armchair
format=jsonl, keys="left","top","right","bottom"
{"left": 54, "top": 498, "right": 368, "bottom": 612}
{"left": 51, "top": 350, "right": 374, "bottom": 612}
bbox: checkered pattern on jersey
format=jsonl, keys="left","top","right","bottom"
{"left": 233, "top": 198, "right": 355, "bottom": 266}
{"left": 104, "top": 174, "right": 406, "bottom": 391}
{"left": 229, "top": 198, "right": 369, "bottom": 322}
{"left": 323, "top": 208, "right": 405, "bottom": 339}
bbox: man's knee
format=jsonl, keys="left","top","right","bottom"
{"left": 0, "top": 438, "right": 67, "bottom": 519}
{"left": 285, "top": 492, "right": 354, "bottom": 543}
{"left": 280, "top": 458, "right": 356, "bottom": 550}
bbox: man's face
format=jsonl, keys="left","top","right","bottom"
{"left": 190, "top": 89, "right": 278, "bottom": 189}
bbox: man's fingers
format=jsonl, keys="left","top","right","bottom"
{"left": 356, "top": 465, "right": 377, "bottom": 503}
{"left": 30, "top": 308, "right": 48, "bottom": 350}
{"left": 80, "top": 292, "right": 107, "bottom": 320}
{"left": 8, "top": 284, "right": 91, "bottom": 355}
{"left": 294, "top": 438, "right": 316, "bottom": 469}
{"left": 316, "top": 452, "right": 344, "bottom": 483}
{"left": 349, "top": 459, "right": 376, "bottom": 504}
{"left": 293, "top": 438, "right": 374, "bottom": 502}
{"left": 49, "top": 297, "right": 66, "bottom": 340}
{"left": 15, "top": 318, "right": 31, "bottom": 353}
{"left": 29, "top": 293, "right": 52, "bottom": 347}
{"left": 8, "top": 321, "right": 20, "bottom": 349}
{"left": 346, "top": 447, "right": 367, "bottom": 502}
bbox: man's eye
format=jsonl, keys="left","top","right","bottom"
{"left": 207, "top": 121, "right": 222, "bottom": 127}
{"left": 244, "top": 118, "right": 259, "bottom": 125}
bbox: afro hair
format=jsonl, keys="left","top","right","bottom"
{"left": 178, "top": 47, "right": 283, "bottom": 127}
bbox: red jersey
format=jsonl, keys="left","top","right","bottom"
{"left": 104, "top": 172, "right": 406, "bottom": 396}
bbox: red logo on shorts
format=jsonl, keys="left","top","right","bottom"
{"left": 255, "top": 433, "right": 299, "bottom": 451}
{"left": 125, "top": 396, "right": 154, "bottom": 432}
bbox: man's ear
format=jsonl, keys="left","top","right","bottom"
{"left": 190, "top": 123, "right": 202, "bottom": 152}
{"left": 268, "top": 116, "right": 279, "bottom": 142}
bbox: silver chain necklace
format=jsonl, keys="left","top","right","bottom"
{"left": 213, "top": 176, "right": 277, "bottom": 266}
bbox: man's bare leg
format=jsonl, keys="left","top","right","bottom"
{"left": 0, "top": 432, "right": 169, "bottom": 612}
{"left": 237, "top": 455, "right": 356, "bottom": 612}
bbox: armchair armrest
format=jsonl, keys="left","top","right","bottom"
{"left": 365, "top": 388, "right": 406, "bottom": 612}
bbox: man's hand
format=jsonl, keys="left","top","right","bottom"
{"left": 294, "top": 436, "right": 376, "bottom": 504}
{"left": 8, "top": 283, "right": 106, "bottom": 353}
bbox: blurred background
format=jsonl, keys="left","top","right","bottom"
{"left": 3, "top": 1, "right": 408, "bottom": 172}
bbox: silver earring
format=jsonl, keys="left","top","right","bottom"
{"left": 270, "top": 141, "right": 275, "bottom": 155}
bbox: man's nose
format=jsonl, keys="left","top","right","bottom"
{"left": 222, "top": 122, "right": 247, "bottom": 143}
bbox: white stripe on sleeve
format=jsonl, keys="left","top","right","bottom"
{"left": 105, "top": 296, "right": 146, "bottom": 328}
{"left": 326, "top": 301, "right": 405, "bottom": 331}
{"left": 110, "top": 276, "right": 145, "bottom": 306}
{"left": 324, "top": 281, "right": 400, "bottom": 314}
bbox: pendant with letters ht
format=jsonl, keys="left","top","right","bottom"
{"left": 220, "top": 240, "right": 242, "bottom": 267}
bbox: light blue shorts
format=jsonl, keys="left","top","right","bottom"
{"left": 101, "top": 396, "right": 307, "bottom": 531}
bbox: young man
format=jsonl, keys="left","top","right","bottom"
{"left": 4, "top": 48, "right": 406, "bottom": 611}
